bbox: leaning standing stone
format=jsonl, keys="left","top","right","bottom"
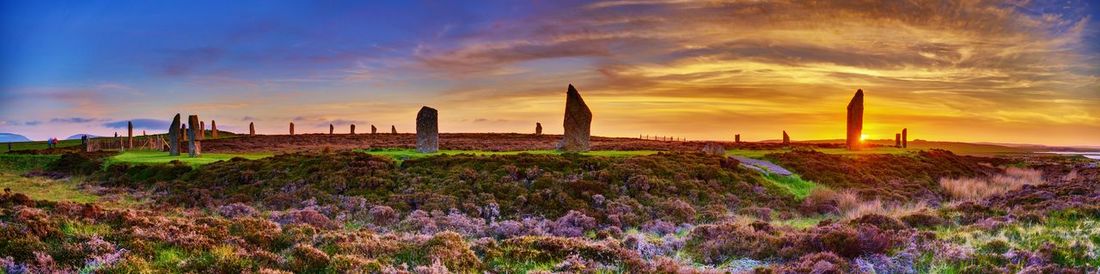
{"left": 416, "top": 106, "right": 439, "bottom": 153}
{"left": 535, "top": 122, "right": 543, "bottom": 135}
{"left": 391, "top": 125, "right": 397, "bottom": 134}
{"left": 169, "top": 114, "right": 181, "bottom": 156}
{"left": 188, "top": 115, "right": 201, "bottom": 157}
{"left": 559, "top": 84, "right": 592, "bottom": 152}
{"left": 783, "top": 131, "right": 790, "bottom": 145}
{"left": 371, "top": 125, "right": 377, "bottom": 134}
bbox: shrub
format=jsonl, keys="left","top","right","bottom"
{"left": 941, "top": 167, "right": 1045, "bottom": 201}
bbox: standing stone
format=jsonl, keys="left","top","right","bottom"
{"left": 782, "top": 131, "right": 790, "bottom": 145}
{"left": 416, "top": 106, "right": 439, "bottom": 153}
{"left": 350, "top": 124, "right": 356, "bottom": 134}
{"left": 895, "top": 133, "right": 901, "bottom": 147}
{"left": 391, "top": 125, "right": 397, "bottom": 134}
{"left": 902, "top": 128, "right": 908, "bottom": 148}
{"left": 735, "top": 134, "right": 741, "bottom": 143}
{"left": 846, "top": 89, "right": 864, "bottom": 150}
{"left": 199, "top": 121, "right": 206, "bottom": 140}
{"left": 329, "top": 124, "right": 334, "bottom": 135}
{"left": 290, "top": 122, "right": 295, "bottom": 135}
{"left": 181, "top": 125, "right": 188, "bottom": 142}
{"left": 169, "top": 114, "right": 181, "bottom": 156}
{"left": 371, "top": 125, "right": 377, "bottom": 134}
{"left": 187, "top": 115, "right": 201, "bottom": 157}
{"left": 142, "top": 130, "right": 146, "bottom": 136}
{"left": 211, "top": 120, "right": 219, "bottom": 139}
{"left": 535, "top": 122, "right": 543, "bottom": 135}
{"left": 249, "top": 122, "right": 255, "bottom": 136}
{"left": 559, "top": 84, "right": 592, "bottom": 152}
{"left": 127, "top": 121, "right": 133, "bottom": 149}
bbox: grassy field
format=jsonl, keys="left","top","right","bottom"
{"left": 105, "top": 150, "right": 273, "bottom": 166}
{"left": 357, "top": 148, "right": 659, "bottom": 162}
{"left": 726, "top": 147, "right": 917, "bottom": 159}
{"left": 1, "top": 139, "right": 83, "bottom": 152}
{"left": 761, "top": 173, "right": 818, "bottom": 199}
{"left": 0, "top": 172, "right": 99, "bottom": 203}
{"left": 0, "top": 154, "right": 61, "bottom": 172}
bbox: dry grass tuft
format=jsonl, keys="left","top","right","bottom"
{"left": 940, "top": 167, "right": 1044, "bottom": 201}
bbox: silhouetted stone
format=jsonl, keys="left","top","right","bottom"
{"left": 181, "top": 125, "right": 188, "bottom": 142}
{"left": 701, "top": 143, "right": 726, "bottom": 155}
{"left": 211, "top": 120, "right": 219, "bottom": 139}
{"left": 896, "top": 133, "right": 902, "bottom": 147}
{"left": 559, "top": 84, "right": 592, "bottom": 152}
{"left": 846, "top": 89, "right": 864, "bottom": 150}
{"left": 416, "top": 106, "right": 439, "bottom": 153}
{"left": 902, "top": 128, "right": 908, "bottom": 148}
{"left": 329, "top": 124, "right": 334, "bottom": 134}
{"left": 199, "top": 121, "right": 205, "bottom": 140}
{"left": 535, "top": 122, "right": 543, "bottom": 135}
{"left": 371, "top": 125, "right": 377, "bottom": 134}
{"left": 735, "top": 134, "right": 741, "bottom": 143}
{"left": 168, "top": 114, "right": 181, "bottom": 156}
{"left": 127, "top": 121, "right": 133, "bottom": 149}
{"left": 188, "top": 115, "right": 201, "bottom": 157}
{"left": 290, "top": 122, "right": 295, "bottom": 135}
{"left": 783, "top": 131, "right": 790, "bottom": 145}
{"left": 350, "top": 124, "right": 356, "bottom": 134}
{"left": 391, "top": 125, "right": 397, "bottom": 134}
{"left": 249, "top": 122, "right": 255, "bottom": 136}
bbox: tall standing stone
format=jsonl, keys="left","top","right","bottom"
{"left": 783, "top": 131, "right": 790, "bottom": 145}
{"left": 168, "top": 114, "right": 181, "bottom": 156}
{"left": 181, "top": 125, "right": 188, "bottom": 142}
{"left": 290, "top": 122, "right": 295, "bottom": 135}
{"left": 391, "top": 125, "right": 397, "bottom": 134}
{"left": 846, "top": 89, "right": 864, "bottom": 151}
{"left": 371, "top": 125, "right": 377, "bottom": 134}
{"left": 416, "top": 106, "right": 439, "bottom": 153}
{"left": 249, "top": 122, "right": 255, "bottom": 136}
{"left": 127, "top": 121, "right": 133, "bottom": 149}
{"left": 895, "top": 133, "right": 902, "bottom": 147}
{"left": 187, "top": 115, "right": 201, "bottom": 157}
{"left": 535, "top": 122, "right": 543, "bottom": 135}
{"left": 211, "top": 120, "right": 219, "bottom": 139}
{"left": 199, "top": 121, "right": 206, "bottom": 140}
{"left": 350, "top": 124, "right": 356, "bottom": 134}
{"left": 559, "top": 84, "right": 592, "bottom": 152}
{"left": 329, "top": 124, "right": 334, "bottom": 135}
{"left": 735, "top": 134, "right": 741, "bottom": 143}
{"left": 902, "top": 128, "right": 908, "bottom": 148}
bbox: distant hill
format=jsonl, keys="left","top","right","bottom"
{"left": 0, "top": 133, "right": 31, "bottom": 142}
{"left": 66, "top": 134, "right": 99, "bottom": 140}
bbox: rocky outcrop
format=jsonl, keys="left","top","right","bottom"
{"left": 846, "top": 89, "right": 864, "bottom": 150}
{"left": 559, "top": 84, "right": 592, "bottom": 152}
{"left": 416, "top": 106, "right": 439, "bottom": 153}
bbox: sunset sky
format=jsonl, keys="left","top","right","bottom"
{"left": 1, "top": 1, "right": 1098, "bottom": 146}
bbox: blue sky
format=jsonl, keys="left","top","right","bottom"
{"left": 1, "top": 0, "right": 1098, "bottom": 145}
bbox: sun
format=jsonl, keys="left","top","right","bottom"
{"left": 860, "top": 134, "right": 868, "bottom": 141}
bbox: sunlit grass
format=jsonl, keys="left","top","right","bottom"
{"left": 356, "top": 148, "right": 659, "bottom": 162}
{"left": 0, "top": 139, "right": 83, "bottom": 153}
{"left": 726, "top": 147, "right": 916, "bottom": 159}
{"left": 761, "top": 173, "right": 818, "bottom": 199}
{"left": 105, "top": 150, "right": 272, "bottom": 167}
{"left": 0, "top": 172, "right": 99, "bottom": 203}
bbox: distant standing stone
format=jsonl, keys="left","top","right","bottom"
{"left": 211, "top": 120, "right": 219, "bottom": 139}
{"left": 559, "top": 84, "right": 592, "bottom": 152}
{"left": 188, "top": 115, "right": 201, "bottom": 157}
{"left": 371, "top": 125, "right": 377, "bottom": 134}
{"left": 902, "top": 128, "right": 908, "bottom": 148}
{"left": 701, "top": 143, "right": 726, "bottom": 155}
{"left": 329, "top": 124, "right": 334, "bottom": 134}
{"left": 895, "top": 133, "right": 901, "bottom": 147}
{"left": 846, "top": 89, "right": 864, "bottom": 150}
{"left": 169, "top": 114, "right": 181, "bottom": 156}
{"left": 391, "top": 125, "right": 397, "bottom": 134}
{"left": 127, "top": 121, "right": 133, "bottom": 149}
{"left": 535, "top": 122, "right": 543, "bottom": 135}
{"left": 199, "top": 121, "right": 205, "bottom": 140}
{"left": 782, "top": 131, "right": 790, "bottom": 145}
{"left": 290, "top": 122, "right": 295, "bottom": 135}
{"left": 249, "top": 122, "right": 255, "bottom": 136}
{"left": 416, "top": 106, "right": 439, "bottom": 153}
{"left": 350, "top": 124, "right": 356, "bottom": 134}
{"left": 735, "top": 134, "right": 741, "bottom": 143}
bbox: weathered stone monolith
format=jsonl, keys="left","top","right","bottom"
{"left": 391, "top": 125, "right": 397, "bottom": 134}
{"left": 735, "top": 134, "right": 741, "bottom": 143}
{"left": 701, "top": 143, "right": 725, "bottom": 155}
{"left": 371, "top": 125, "right": 377, "bottom": 134}
{"left": 559, "top": 84, "right": 592, "bottom": 152}
{"left": 535, "top": 122, "right": 543, "bottom": 135}
{"left": 896, "top": 133, "right": 902, "bottom": 147}
{"left": 902, "top": 128, "right": 908, "bottom": 148}
{"left": 350, "top": 124, "right": 356, "bottom": 134}
{"left": 168, "top": 114, "right": 181, "bottom": 156}
{"left": 127, "top": 121, "right": 133, "bottom": 149}
{"left": 181, "top": 125, "right": 188, "bottom": 142}
{"left": 846, "top": 89, "right": 864, "bottom": 150}
{"left": 211, "top": 120, "right": 219, "bottom": 139}
{"left": 249, "top": 122, "right": 255, "bottom": 136}
{"left": 416, "top": 106, "right": 439, "bottom": 153}
{"left": 329, "top": 124, "right": 334, "bottom": 135}
{"left": 783, "top": 131, "right": 790, "bottom": 145}
{"left": 199, "top": 121, "right": 205, "bottom": 140}
{"left": 290, "top": 122, "right": 295, "bottom": 135}
{"left": 187, "top": 115, "right": 201, "bottom": 157}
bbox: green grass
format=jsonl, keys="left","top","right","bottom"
{"left": 726, "top": 147, "right": 916, "bottom": 159}
{"left": 0, "top": 172, "right": 99, "bottom": 203}
{"left": 105, "top": 150, "right": 273, "bottom": 167}
{"left": 761, "top": 173, "right": 818, "bottom": 199}
{"left": 356, "top": 148, "right": 659, "bottom": 163}
{"left": 61, "top": 222, "right": 112, "bottom": 237}
{"left": 0, "top": 139, "right": 83, "bottom": 153}
{"left": 0, "top": 154, "right": 61, "bottom": 172}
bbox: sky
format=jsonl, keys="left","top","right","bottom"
{"left": 1, "top": 0, "right": 1098, "bottom": 146}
